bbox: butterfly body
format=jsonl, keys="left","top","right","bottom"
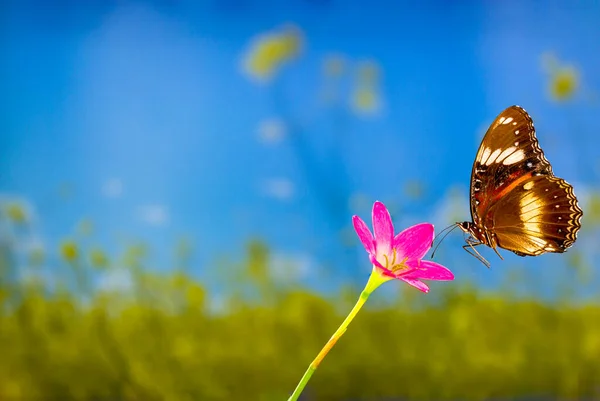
{"left": 458, "top": 105, "right": 582, "bottom": 264}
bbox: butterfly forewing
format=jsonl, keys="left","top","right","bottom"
{"left": 471, "top": 106, "right": 551, "bottom": 222}
{"left": 466, "top": 105, "right": 582, "bottom": 257}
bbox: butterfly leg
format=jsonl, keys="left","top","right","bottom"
{"left": 462, "top": 237, "right": 491, "bottom": 268}
{"left": 492, "top": 246, "right": 504, "bottom": 261}
{"left": 484, "top": 231, "right": 504, "bottom": 261}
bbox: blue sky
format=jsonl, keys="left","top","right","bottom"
{"left": 2, "top": 0, "right": 599, "bottom": 295}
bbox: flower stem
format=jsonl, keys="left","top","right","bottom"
{"left": 286, "top": 268, "right": 389, "bottom": 401}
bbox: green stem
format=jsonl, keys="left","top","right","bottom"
{"left": 286, "top": 268, "right": 389, "bottom": 401}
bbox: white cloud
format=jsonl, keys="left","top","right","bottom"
{"left": 102, "top": 178, "right": 123, "bottom": 198}
{"left": 261, "top": 178, "right": 294, "bottom": 201}
{"left": 257, "top": 118, "right": 286, "bottom": 144}
{"left": 137, "top": 204, "right": 169, "bottom": 226}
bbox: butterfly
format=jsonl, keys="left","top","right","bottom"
{"left": 456, "top": 105, "right": 583, "bottom": 267}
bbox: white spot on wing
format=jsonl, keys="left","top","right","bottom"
{"left": 523, "top": 181, "right": 534, "bottom": 190}
{"left": 502, "top": 117, "right": 514, "bottom": 125}
{"left": 497, "top": 147, "right": 516, "bottom": 163}
{"left": 485, "top": 148, "right": 502, "bottom": 165}
{"left": 479, "top": 147, "right": 491, "bottom": 164}
{"left": 502, "top": 149, "right": 526, "bottom": 165}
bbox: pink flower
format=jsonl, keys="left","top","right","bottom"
{"left": 352, "top": 201, "right": 454, "bottom": 293}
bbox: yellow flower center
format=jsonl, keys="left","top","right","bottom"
{"left": 383, "top": 248, "right": 409, "bottom": 272}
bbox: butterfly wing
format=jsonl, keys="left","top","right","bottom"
{"left": 469, "top": 105, "right": 582, "bottom": 255}
{"left": 489, "top": 175, "right": 582, "bottom": 255}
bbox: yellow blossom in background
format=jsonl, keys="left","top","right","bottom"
{"left": 351, "top": 87, "right": 381, "bottom": 114}
{"left": 4, "top": 202, "right": 27, "bottom": 224}
{"left": 60, "top": 240, "right": 79, "bottom": 262}
{"left": 242, "top": 24, "right": 303, "bottom": 82}
{"left": 89, "top": 248, "right": 109, "bottom": 269}
{"left": 350, "top": 59, "right": 383, "bottom": 115}
{"left": 549, "top": 67, "right": 579, "bottom": 101}
{"left": 541, "top": 52, "right": 580, "bottom": 101}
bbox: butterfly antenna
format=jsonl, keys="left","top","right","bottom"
{"left": 431, "top": 223, "right": 461, "bottom": 259}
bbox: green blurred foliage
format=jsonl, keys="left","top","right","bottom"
{"left": 1, "top": 205, "right": 600, "bottom": 400}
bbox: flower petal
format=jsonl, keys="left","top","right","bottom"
{"left": 400, "top": 277, "right": 430, "bottom": 293}
{"left": 402, "top": 260, "right": 454, "bottom": 281}
{"left": 370, "top": 255, "right": 399, "bottom": 280}
{"left": 393, "top": 223, "right": 434, "bottom": 260}
{"left": 352, "top": 215, "right": 375, "bottom": 254}
{"left": 372, "top": 201, "right": 393, "bottom": 256}
{"left": 372, "top": 261, "right": 396, "bottom": 279}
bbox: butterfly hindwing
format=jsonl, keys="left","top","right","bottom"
{"left": 490, "top": 175, "right": 582, "bottom": 256}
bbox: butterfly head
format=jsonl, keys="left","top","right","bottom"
{"left": 456, "top": 221, "right": 473, "bottom": 234}
{"left": 456, "top": 221, "right": 489, "bottom": 245}
{"left": 457, "top": 221, "right": 489, "bottom": 244}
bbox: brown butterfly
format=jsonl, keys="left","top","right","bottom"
{"left": 456, "top": 105, "right": 583, "bottom": 267}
